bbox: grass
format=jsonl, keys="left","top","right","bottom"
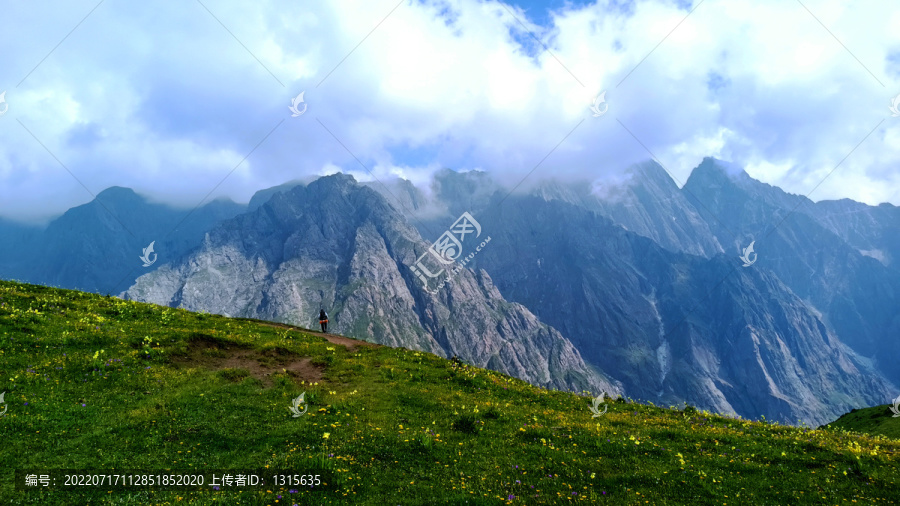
{"left": 819, "top": 404, "right": 900, "bottom": 440}
{"left": 0, "top": 279, "right": 898, "bottom": 504}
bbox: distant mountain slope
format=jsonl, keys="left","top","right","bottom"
{"left": 123, "top": 174, "right": 621, "bottom": 395}
{"left": 0, "top": 218, "right": 42, "bottom": 281}
{"left": 804, "top": 199, "right": 900, "bottom": 272}
{"left": 0, "top": 187, "right": 246, "bottom": 295}
{"left": 530, "top": 161, "right": 724, "bottom": 257}
{"left": 246, "top": 179, "right": 307, "bottom": 212}
{"left": 683, "top": 158, "right": 900, "bottom": 386}
{"left": 465, "top": 194, "right": 893, "bottom": 426}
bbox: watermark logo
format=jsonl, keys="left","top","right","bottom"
{"left": 590, "top": 91, "right": 608, "bottom": 117}
{"left": 588, "top": 392, "right": 607, "bottom": 417}
{"left": 288, "top": 392, "right": 308, "bottom": 417}
{"left": 0, "top": 91, "right": 7, "bottom": 116}
{"left": 889, "top": 93, "right": 900, "bottom": 117}
{"left": 890, "top": 94, "right": 900, "bottom": 117}
{"left": 890, "top": 394, "right": 900, "bottom": 418}
{"left": 410, "top": 211, "right": 491, "bottom": 293}
{"left": 740, "top": 241, "right": 757, "bottom": 267}
{"left": 140, "top": 241, "right": 157, "bottom": 267}
{"left": 0, "top": 392, "right": 7, "bottom": 417}
{"left": 289, "top": 92, "right": 307, "bottom": 117}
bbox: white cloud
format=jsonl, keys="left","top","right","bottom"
{"left": 0, "top": 0, "right": 898, "bottom": 224}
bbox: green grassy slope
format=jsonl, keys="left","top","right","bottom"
{"left": 0, "top": 279, "right": 898, "bottom": 505}
{"left": 819, "top": 404, "right": 900, "bottom": 441}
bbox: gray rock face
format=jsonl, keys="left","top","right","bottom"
{"left": 529, "top": 161, "right": 724, "bottom": 258}
{"left": 802, "top": 199, "right": 900, "bottom": 272}
{"left": 462, "top": 194, "right": 892, "bottom": 426}
{"left": 683, "top": 158, "right": 900, "bottom": 386}
{"left": 123, "top": 174, "right": 621, "bottom": 396}
{"left": 648, "top": 253, "right": 894, "bottom": 426}
{"left": 246, "top": 179, "right": 308, "bottom": 212}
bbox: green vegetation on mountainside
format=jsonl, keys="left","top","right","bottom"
{"left": 820, "top": 404, "right": 900, "bottom": 441}
{"left": 0, "top": 279, "right": 898, "bottom": 505}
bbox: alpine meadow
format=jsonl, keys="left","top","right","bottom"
{"left": 2, "top": 0, "right": 900, "bottom": 504}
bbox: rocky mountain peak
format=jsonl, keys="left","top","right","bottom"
{"left": 95, "top": 185, "right": 141, "bottom": 202}
{"left": 123, "top": 172, "right": 619, "bottom": 396}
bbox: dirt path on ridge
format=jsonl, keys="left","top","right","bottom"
{"left": 253, "top": 321, "right": 382, "bottom": 353}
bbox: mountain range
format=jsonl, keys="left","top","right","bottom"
{"left": 1, "top": 157, "right": 897, "bottom": 426}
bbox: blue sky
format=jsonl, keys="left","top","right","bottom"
{"left": 510, "top": 0, "right": 596, "bottom": 24}
{"left": 1, "top": 0, "right": 899, "bottom": 223}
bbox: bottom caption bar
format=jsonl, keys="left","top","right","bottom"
{"left": 15, "top": 469, "right": 336, "bottom": 491}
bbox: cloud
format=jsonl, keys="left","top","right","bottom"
{"left": 0, "top": 0, "right": 898, "bottom": 224}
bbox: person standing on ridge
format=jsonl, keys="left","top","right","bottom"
{"left": 318, "top": 309, "right": 328, "bottom": 333}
